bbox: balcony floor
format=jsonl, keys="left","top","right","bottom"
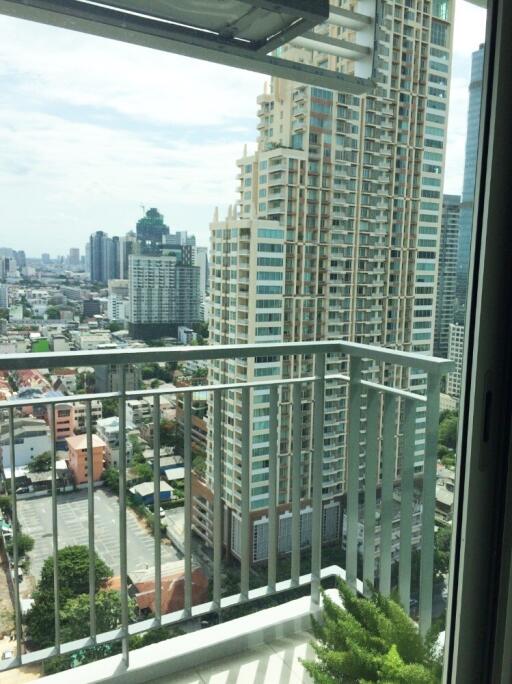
{"left": 149, "top": 632, "right": 314, "bottom": 684}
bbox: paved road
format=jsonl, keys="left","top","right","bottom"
{"left": 17, "top": 488, "right": 179, "bottom": 584}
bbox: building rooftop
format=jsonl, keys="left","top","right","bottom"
{"left": 66, "top": 433, "right": 106, "bottom": 450}
{"left": 129, "top": 480, "right": 173, "bottom": 498}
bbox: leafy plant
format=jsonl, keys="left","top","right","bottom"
{"left": 302, "top": 580, "right": 442, "bottom": 683}
{"left": 27, "top": 451, "right": 52, "bottom": 472}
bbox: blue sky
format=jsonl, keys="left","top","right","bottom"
{"left": 0, "top": 1, "right": 486, "bottom": 257}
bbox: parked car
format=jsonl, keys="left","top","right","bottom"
{"left": 1, "top": 650, "right": 14, "bottom": 660}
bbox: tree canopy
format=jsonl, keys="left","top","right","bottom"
{"left": 302, "top": 580, "right": 442, "bottom": 683}
{"left": 438, "top": 412, "right": 458, "bottom": 451}
{"left": 27, "top": 451, "right": 52, "bottom": 472}
{"left": 26, "top": 545, "right": 113, "bottom": 648}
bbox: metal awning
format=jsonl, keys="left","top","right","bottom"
{"left": 0, "top": 0, "right": 373, "bottom": 93}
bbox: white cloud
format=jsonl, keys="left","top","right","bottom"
{"left": 0, "top": 1, "right": 488, "bottom": 254}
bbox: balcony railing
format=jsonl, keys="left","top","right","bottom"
{"left": 0, "top": 341, "right": 452, "bottom": 676}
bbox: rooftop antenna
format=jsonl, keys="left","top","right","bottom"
{"left": 140, "top": 204, "right": 146, "bottom": 215}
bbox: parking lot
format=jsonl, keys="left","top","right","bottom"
{"left": 17, "top": 488, "right": 180, "bottom": 585}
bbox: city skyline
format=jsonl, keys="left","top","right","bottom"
{"left": 0, "top": 1, "right": 486, "bottom": 255}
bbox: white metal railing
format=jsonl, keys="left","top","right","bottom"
{"left": 0, "top": 341, "right": 452, "bottom": 673}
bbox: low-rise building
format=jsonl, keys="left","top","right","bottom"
{"left": 127, "top": 561, "right": 208, "bottom": 617}
{"left": 95, "top": 416, "right": 137, "bottom": 467}
{"left": 0, "top": 417, "right": 52, "bottom": 468}
{"left": 129, "top": 480, "right": 173, "bottom": 506}
{"left": 126, "top": 398, "right": 152, "bottom": 428}
{"left": 73, "top": 400, "right": 103, "bottom": 433}
{"left": 66, "top": 433, "right": 106, "bottom": 484}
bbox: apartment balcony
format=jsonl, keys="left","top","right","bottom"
{"left": 0, "top": 341, "right": 452, "bottom": 683}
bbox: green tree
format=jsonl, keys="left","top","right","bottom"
{"left": 46, "top": 306, "right": 61, "bottom": 320}
{"left": 6, "top": 532, "right": 34, "bottom": 557}
{"left": 438, "top": 415, "right": 458, "bottom": 450}
{"left": 26, "top": 546, "right": 113, "bottom": 648}
{"left": 434, "top": 526, "right": 452, "bottom": 578}
{"left": 59, "top": 590, "right": 128, "bottom": 642}
{"left": 102, "top": 398, "right": 118, "bottom": 418}
{"left": 27, "top": 451, "right": 52, "bottom": 472}
{"left": 302, "top": 580, "right": 441, "bottom": 683}
{"left": 160, "top": 419, "right": 180, "bottom": 449}
{"left": 108, "top": 321, "right": 124, "bottom": 333}
{"left": 134, "top": 462, "right": 153, "bottom": 482}
{"left": 102, "top": 467, "right": 120, "bottom": 494}
{"left": 0, "top": 494, "right": 12, "bottom": 518}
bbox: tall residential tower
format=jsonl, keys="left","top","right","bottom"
{"left": 434, "top": 194, "right": 460, "bottom": 358}
{"left": 196, "top": 0, "right": 454, "bottom": 562}
{"left": 456, "top": 44, "right": 484, "bottom": 316}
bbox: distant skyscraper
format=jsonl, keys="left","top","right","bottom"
{"left": 457, "top": 44, "right": 484, "bottom": 313}
{"left": 447, "top": 323, "right": 465, "bottom": 400}
{"left": 87, "top": 232, "right": 119, "bottom": 282}
{"left": 120, "top": 232, "right": 136, "bottom": 279}
{"left": 89, "top": 231, "right": 110, "bottom": 283}
{"left": 136, "top": 208, "right": 169, "bottom": 247}
{"left": 434, "top": 195, "right": 460, "bottom": 358}
{"left": 128, "top": 252, "right": 200, "bottom": 340}
{"left": 0, "top": 284, "right": 8, "bottom": 309}
{"left": 166, "top": 230, "right": 196, "bottom": 247}
{"left": 196, "top": 247, "right": 209, "bottom": 299}
{"left": 41, "top": 253, "right": 50, "bottom": 264}
{"left": 69, "top": 248, "right": 80, "bottom": 266}
{"left": 110, "top": 236, "right": 121, "bottom": 280}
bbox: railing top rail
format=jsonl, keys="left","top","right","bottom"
{"left": 0, "top": 340, "right": 454, "bottom": 373}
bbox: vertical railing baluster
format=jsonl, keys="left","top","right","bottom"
{"left": 50, "top": 404, "right": 61, "bottom": 651}
{"left": 213, "top": 389, "right": 222, "bottom": 609}
{"left": 399, "top": 398, "right": 416, "bottom": 613}
{"left": 184, "top": 392, "right": 192, "bottom": 615}
{"left": 8, "top": 408, "right": 22, "bottom": 661}
{"left": 346, "top": 356, "right": 362, "bottom": 590}
{"left": 311, "top": 353, "right": 325, "bottom": 608}
{"left": 380, "top": 394, "right": 396, "bottom": 597}
{"left": 419, "top": 371, "right": 441, "bottom": 636}
{"left": 291, "top": 381, "right": 302, "bottom": 586}
{"left": 267, "top": 385, "right": 279, "bottom": 593}
{"left": 117, "top": 366, "right": 129, "bottom": 665}
{"left": 85, "top": 401, "right": 96, "bottom": 642}
{"left": 363, "top": 389, "right": 379, "bottom": 596}
{"left": 240, "top": 386, "right": 250, "bottom": 599}
{"left": 152, "top": 395, "right": 161, "bottom": 624}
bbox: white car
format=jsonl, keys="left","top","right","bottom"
{"left": 1, "top": 650, "right": 14, "bottom": 660}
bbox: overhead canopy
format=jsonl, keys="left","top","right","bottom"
{"left": 0, "top": 0, "right": 373, "bottom": 93}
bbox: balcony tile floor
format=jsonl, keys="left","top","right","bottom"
{"left": 150, "top": 632, "right": 314, "bottom": 684}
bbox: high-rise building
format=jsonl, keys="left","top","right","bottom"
{"left": 456, "top": 44, "right": 484, "bottom": 315}
{"left": 120, "top": 232, "right": 136, "bottom": 279}
{"left": 0, "top": 284, "right": 8, "bottom": 309}
{"left": 89, "top": 230, "right": 110, "bottom": 283}
{"left": 196, "top": 246, "right": 209, "bottom": 299}
{"left": 69, "top": 248, "right": 80, "bottom": 265}
{"left": 166, "top": 230, "right": 196, "bottom": 247}
{"left": 446, "top": 323, "right": 464, "bottom": 400}
{"left": 434, "top": 195, "right": 460, "bottom": 358}
{"left": 128, "top": 251, "right": 200, "bottom": 340}
{"left": 136, "top": 208, "right": 169, "bottom": 247}
{"left": 89, "top": 231, "right": 119, "bottom": 282}
{"left": 199, "top": 0, "right": 454, "bottom": 560}
{"left": 110, "top": 236, "right": 121, "bottom": 280}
